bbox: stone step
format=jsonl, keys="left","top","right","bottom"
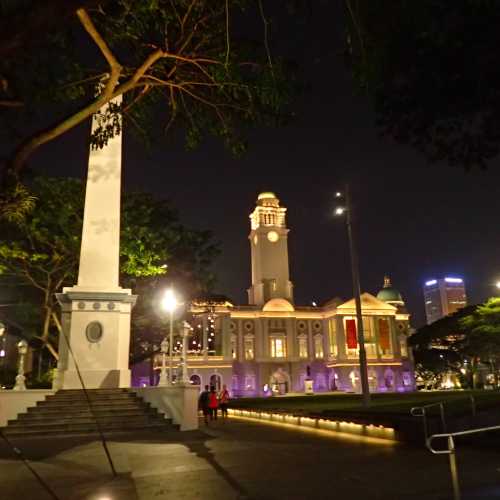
{"left": 57, "top": 389, "right": 130, "bottom": 394}
{"left": 46, "top": 393, "right": 137, "bottom": 401}
{"left": 2, "top": 388, "right": 178, "bottom": 437}
{"left": 35, "top": 399, "right": 148, "bottom": 409}
{"left": 23, "top": 408, "right": 156, "bottom": 419}
{"left": 7, "top": 415, "right": 167, "bottom": 428}
{"left": 2, "top": 421, "right": 174, "bottom": 437}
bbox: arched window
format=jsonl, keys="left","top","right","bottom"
{"left": 298, "top": 334, "right": 308, "bottom": 358}
{"left": 314, "top": 334, "right": 324, "bottom": 358}
{"left": 210, "top": 373, "right": 222, "bottom": 391}
{"left": 231, "top": 335, "right": 237, "bottom": 360}
{"left": 190, "top": 374, "right": 201, "bottom": 386}
{"left": 244, "top": 335, "right": 255, "bottom": 360}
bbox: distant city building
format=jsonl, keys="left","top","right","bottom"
{"left": 423, "top": 277, "right": 467, "bottom": 324}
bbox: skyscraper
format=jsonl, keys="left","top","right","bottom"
{"left": 423, "top": 277, "right": 467, "bottom": 324}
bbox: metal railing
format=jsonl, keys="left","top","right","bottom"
{"left": 410, "top": 395, "right": 476, "bottom": 441}
{"left": 427, "top": 424, "right": 500, "bottom": 500}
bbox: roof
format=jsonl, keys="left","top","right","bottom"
{"left": 337, "top": 293, "right": 397, "bottom": 313}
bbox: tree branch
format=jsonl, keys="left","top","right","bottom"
{"left": 7, "top": 7, "right": 122, "bottom": 176}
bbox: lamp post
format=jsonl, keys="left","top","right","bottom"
{"left": 159, "top": 337, "right": 169, "bottom": 386}
{"left": 179, "top": 321, "right": 191, "bottom": 384}
{"left": 0, "top": 322, "right": 6, "bottom": 386}
{"left": 161, "top": 288, "right": 179, "bottom": 385}
{"left": 13, "top": 339, "right": 28, "bottom": 391}
{"left": 335, "top": 185, "right": 371, "bottom": 407}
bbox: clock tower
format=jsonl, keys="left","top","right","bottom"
{"left": 247, "top": 192, "right": 294, "bottom": 306}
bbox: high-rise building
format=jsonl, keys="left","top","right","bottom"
{"left": 423, "top": 277, "right": 467, "bottom": 324}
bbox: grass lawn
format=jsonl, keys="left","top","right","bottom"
{"left": 229, "top": 390, "right": 500, "bottom": 418}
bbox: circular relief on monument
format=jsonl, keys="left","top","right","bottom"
{"left": 313, "top": 321, "right": 322, "bottom": 333}
{"left": 77, "top": 301, "right": 86, "bottom": 310}
{"left": 86, "top": 321, "right": 103, "bottom": 343}
{"left": 93, "top": 302, "right": 101, "bottom": 310}
{"left": 229, "top": 321, "right": 237, "bottom": 332}
{"left": 244, "top": 321, "right": 254, "bottom": 332}
{"left": 107, "top": 302, "right": 116, "bottom": 311}
{"left": 297, "top": 321, "right": 307, "bottom": 332}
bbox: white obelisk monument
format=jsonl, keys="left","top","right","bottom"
{"left": 55, "top": 95, "right": 136, "bottom": 389}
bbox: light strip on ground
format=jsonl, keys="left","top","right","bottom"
{"left": 228, "top": 409, "right": 397, "bottom": 446}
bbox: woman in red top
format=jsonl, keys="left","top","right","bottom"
{"left": 208, "top": 386, "right": 219, "bottom": 420}
{"left": 218, "top": 384, "right": 230, "bottom": 420}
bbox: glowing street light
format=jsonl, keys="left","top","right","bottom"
{"left": 334, "top": 186, "right": 371, "bottom": 407}
{"left": 161, "top": 288, "right": 179, "bottom": 385}
{"left": 496, "top": 281, "right": 500, "bottom": 290}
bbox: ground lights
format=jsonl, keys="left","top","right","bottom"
{"left": 228, "top": 408, "right": 396, "bottom": 445}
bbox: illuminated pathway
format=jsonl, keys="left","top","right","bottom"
{"left": 0, "top": 419, "right": 499, "bottom": 499}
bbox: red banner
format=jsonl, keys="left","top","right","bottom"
{"left": 346, "top": 319, "right": 357, "bottom": 349}
{"left": 378, "top": 319, "right": 390, "bottom": 350}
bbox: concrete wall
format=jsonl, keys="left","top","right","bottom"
{"left": 135, "top": 385, "right": 199, "bottom": 431}
{"left": 0, "top": 390, "right": 54, "bottom": 427}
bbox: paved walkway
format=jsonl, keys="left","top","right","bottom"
{"left": 1, "top": 417, "right": 500, "bottom": 499}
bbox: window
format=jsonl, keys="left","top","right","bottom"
{"left": 298, "top": 335, "right": 308, "bottom": 358}
{"left": 244, "top": 375, "right": 256, "bottom": 391}
{"left": 378, "top": 318, "right": 393, "bottom": 357}
{"left": 231, "top": 375, "right": 239, "bottom": 392}
{"left": 231, "top": 335, "right": 237, "bottom": 359}
{"left": 400, "top": 336, "right": 408, "bottom": 357}
{"left": 362, "top": 317, "right": 377, "bottom": 358}
{"left": 345, "top": 317, "right": 359, "bottom": 358}
{"left": 314, "top": 334, "right": 324, "bottom": 359}
{"left": 270, "top": 336, "right": 286, "bottom": 358}
{"left": 328, "top": 318, "right": 337, "bottom": 356}
{"left": 244, "top": 335, "right": 255, "bottom": 360}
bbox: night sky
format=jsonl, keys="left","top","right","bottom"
{"left": 9, "top": 2, "right": 500, "bottom": 327}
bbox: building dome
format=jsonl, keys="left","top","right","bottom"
{"left": 376, "top": 276, "right": 404, "bottom": 304}
{"left": 262, "top": 298, "right": 295, "bottom": 312}
{"left": 257, "top": 191, "right": 277, "bottom": 200}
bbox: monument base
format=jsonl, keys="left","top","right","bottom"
{"left": 56, "top": 289, "right": 136, "bottom": 390}
{"left": 55, "top": 368, "right": 131, "bottom": 390}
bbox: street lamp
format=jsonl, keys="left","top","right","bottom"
{"left": 334, "top": 185, "right": 371, "bottom": 407}
{"left": 495, "top": 281, "right": 500, "bottom": 291}
{"left": 158, "top": 337, "right": 169, "bottom": 386}
{"left": 13, "top": 339, "right": 28, "bottom": 391}
{"left": 161, "top": 288, "right": 179, "bottom": 385}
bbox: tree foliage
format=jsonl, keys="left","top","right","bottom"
{"left": 410, "top": 300, "right": 500, "bottom": 387}
{"left": 345, "top": 0, "right": 500, "bottom": 169}
{"left": 0, "top": 176, "right": 220, "bottom": 359}
{"left": 0, "top": 0, "right": 294, "bottom": 178}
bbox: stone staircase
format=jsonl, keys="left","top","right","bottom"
{"left": 2, "top": 388, "right": 177, "bottom": 437}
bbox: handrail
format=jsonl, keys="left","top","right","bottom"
{"left": 427, "top": 424, "right": 500, "bottom": 454}
{"left": 410, "top": 395, "right": 477, "bottom": 443}
{"left": 426, "top": 424, "right": 500, "bottom": 500}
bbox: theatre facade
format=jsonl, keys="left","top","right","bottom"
{"left": 138, "top": 192, "right": 415, "bottom": 396}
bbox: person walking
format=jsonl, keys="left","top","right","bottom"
{"left": 218, "top": 384, "right": 230, "bottom": 420}
{"left": 198, "top": 385, "right": 210, "bottom": 425}
{"left": 208, "top": 386, "right": 219, "bottom": 421}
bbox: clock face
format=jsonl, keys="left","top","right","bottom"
{"left": 267, "top": 230, "right": 279, "bottom": 243}
{"left": 253, "top": 235, "right": 258, "bottom": 245}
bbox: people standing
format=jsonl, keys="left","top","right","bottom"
{"left": 198, "top": 384, "right": 210, "bottom": 425}
{"left": 219, "top": 384, "right": 230, "bottom": 420}
{"left": 208, "top": 386, "right": 219, "bottom": 420}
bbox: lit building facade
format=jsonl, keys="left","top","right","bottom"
{"left": 167, "top": 192, "right": 415, "bottom": 396}
{"left": 423, "top": 277, "right": 467, "bottom": 324}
